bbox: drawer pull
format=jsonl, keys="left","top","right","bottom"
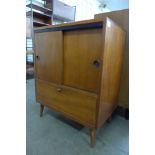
{"left": 57, "top": 88, "right": 62, "bottom": 92}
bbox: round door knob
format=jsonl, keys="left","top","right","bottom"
{"left": 36, "top": 55, "right": 39, "bottom": 60}
{"left": 57, "top": 88, "right": 62, "bottom": 92}
{"left": 92, "top": 59, "right": 101, "bottom": 68}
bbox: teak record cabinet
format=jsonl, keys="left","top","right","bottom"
{"left": 34, "top": 18, "right": 125, "bottom": 147}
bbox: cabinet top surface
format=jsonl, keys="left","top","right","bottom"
{"left": 34, "top": 19, "right": 104, "bottom": 33}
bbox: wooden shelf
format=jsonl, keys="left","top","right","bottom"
{"left": 26, "top": 10, "right": 51, "bottom": 19}
{"left": 26, "top": 3, "right": 52, "bottom": 14}
{"left": 33, "top": 20, "right": 50, "bottom": 26}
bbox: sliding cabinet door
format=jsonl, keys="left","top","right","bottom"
{"left": 63, "top": 29, "right": 103, "bottom": 93}
{"left": 34, "top": 31, "right": 63, "bottom": 84}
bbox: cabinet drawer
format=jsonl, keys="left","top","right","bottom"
{"left": 36, "top": 79, "right": 97, "bottom": 127}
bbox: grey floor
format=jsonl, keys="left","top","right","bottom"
{"left": 27, "top": 79, "right": 129, "bottom": 155}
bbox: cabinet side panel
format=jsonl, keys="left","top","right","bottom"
{"left": 97, "top": 18, "right": 125, "bottom": 128}
{"left": 95, "top": 9, "right": 129, "bottom": 108}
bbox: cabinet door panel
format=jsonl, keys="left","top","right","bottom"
{"left": 63, "top": 29, "right": 102, "bottom": 93}
{"left": 34, "top": 31, "right": 63, "bottom": 84}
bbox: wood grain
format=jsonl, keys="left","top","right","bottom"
{"left": 36, "top": 79, "right": 97, "bottom": 127}
{"left": 63, "top": 29, "right": 102, "bottom": 93}
{"left": 34, "top": 31, "right": 63, "bottom": 84}
{"left": 95, "top": 9, "right": 129, "bottom": 108}
{"left": 97, "top": 18, "right": 125, "bottom": 128}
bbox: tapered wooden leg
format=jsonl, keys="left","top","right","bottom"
{"left": 90, "top": 128, "right": 95, "bottom": 147}
{"left": 40, "top": 104, "right": 44, "bottom": 117}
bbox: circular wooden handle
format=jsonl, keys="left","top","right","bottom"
{"left": 92, "top": 59, "right": 101, "bottom": 68}
{"left": 57, "top": 88, "right": 62, "bottom": 92}
{"left": 36, "top": 55, "right": 39, "bottom": 60}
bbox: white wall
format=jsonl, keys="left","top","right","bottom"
{"left": 60, "top": 0, "right": 129, "bottom": 21}
{"left": 60, "top": 0, "right": 103, "bottom": 21}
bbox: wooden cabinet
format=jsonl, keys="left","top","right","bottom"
{"left": 34, "top": 18, "right": 125, "bottom": 147}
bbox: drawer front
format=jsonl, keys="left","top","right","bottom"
{"left": 36, "top": 79, "right": 97, "bottom": 127}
